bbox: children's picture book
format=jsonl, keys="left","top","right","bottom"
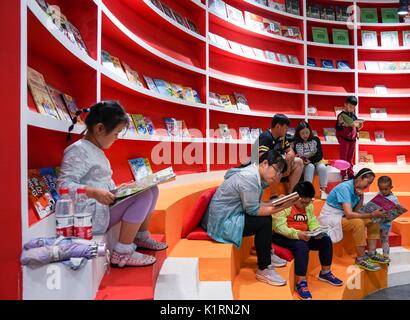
{"left": 192, "top": 89, "right": 202, "bottom": 103}
{"left": 359, "top": 131, "right": 371, "bottom": 142}
{"left": 359, "top": 151, "right": 375, "bottom": 165}
{"left": 143, "top": 76, "right": 159, "bottom": 93}
{"left": 359, "top": 194, "right": 407, "bottom": 223}
{"left": 226, "top": 4, "right": 244, "bottom": 24}
{"left": 110, "top": 56, "right": 127, "bottom": 80}
{"left": 61, "top": 93, "right": 84, "bottom": 124}
{"left": 265, "top": 50, "right": 278, "bottom": 61}
{"left": 403, "top": 31, "right": 410, "bottom": 47}
{"left": 381, "top": 31, "right": 399, "bottom": 48}
{"left": 364, "top": 61, "right": 380, "bottom": 71}
{"left": 182, "top": 87, "right": 196, "bottom": 103}
{"left": 361, "top": 8, "right": 378, "bottom": 23}
{"left": 281, "top": 26, "right": 302, "bottom": 39}
{"left": 209, "top": 92, "right": 222, "bottom": 106}
{"left": 111, "top": 167, "right": 176, "bottom": 208}
{"left": 361, "top": 31, "right": 378, "bottom": 47}
{"left": 36, "top": 0, "right": 49, "bottom": 12}
{"left": 153, "top": 79, "right": 174, "bottom": 97}
{"left": 128, "top": 158, "right": 153, "bottom": 182}
{"left": 269, "top": 192, "right": 299, "bottom": 207}
{"left": 332, "top": 28, "right": 349, "bottom": 45}
{"left": 47, "top": 85, "right": 71, "bottom": 122}
{"left": 323, "top": 128, "right": 337, "bottom": 142}
{"left": 267, "top": 0, "right": 286, "bottom": 12}
{"left": 164, "top": 118, "right": 179, "bottom": 136}
{"left": 27, "top": 67, "right": 60, "bottom": 120}
{"left": 28, "top": 169, "right": 55, "bottom": 219}
{"left": 39, "top": 167, "right": 60, "bottom": 205}
{"left": 374, "top": 130, "right": 386, "bottom": 142}
{"left": 312, "top": 27, "right": 329, "bottom": 43}
{"left": 397, "top": 155, "right": 407, "bottom": 166}
{"left": 228, "top": 40, "right": 244, "bottom": 54}
{"left": 336, "top": 60, "right": 351, "bottom": 70}
{"left": 233, "top": 92, "right": 250, "bottom": 111}
{"left": 288, "top": 55, "right": 300, "bottom": 65}
{"left": 309, "top": 4, "right": 321, "bottom": 19}
{"left": 66, "top": 21, "right": 89, "bottom": 55}
{"left": 340, "top": 113, "right": 364, "bottom": 127}
{"left": 218, "top": 124, "right": 232, "bottom": 139}
{"left": 132, "top": 114, "right": 149, "bottom": 136}
{"left": 122, "top": 62, "right": 143, "bottom": 87}
{"left": 321, "top": 59, "right": 334, "bottom": 69}
{"left": 263, "top": 18, "right": 281, "bottom": 35}
{"left": 126, "top": 114, "right": 137, "bottom": 136}
{"left": 244, "top": 11, "right": 264, "bottom": 31}
{"left": 144, "top": 116, "right": 156, "bottom": 136}
{"left": 374, "top": 85, "right": 388, "bottom": 95}
{"left": 306, "top": 225, "right": 331, "bottom": 237}
{"left": 239, "top": 127, "right": 251, "bottom": 140}
{"left": 170, "top": 83, "right": 184, "bottom": 99}
{"left": 381, "top": 8, "right": 399, "bottom": 23}
{"left": 307, "top": 57, "right": 317, "bottom": 67}
{"left": 101, "top": 50, "right": 115, "bottom": 72}
{"left": 334, "top": 106, "right": 344, "bottom": 117}
{"left": 370, "top": 107, "right": 387, "bottom": 119}
{"left": 209, "top": 0, "right": 227, "bottom": 18}
{"left": 323, "top": 5, "right": 335, "bottom": 20}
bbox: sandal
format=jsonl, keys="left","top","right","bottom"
{"left": 134, "top": 237, "right": 168, "bottom": 251}
{"left": 110, "top": 250, "right": 156, "bottom": 268}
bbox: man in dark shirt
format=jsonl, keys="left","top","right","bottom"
{"left": 253, "top": 114, "right": 304, "bottom": 194}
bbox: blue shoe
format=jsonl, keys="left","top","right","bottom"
{"left": 318, "top": 271, "right": 343, "bottom": 286}
{"left": 296, "top": 280, "right": 312, "bottom": 300}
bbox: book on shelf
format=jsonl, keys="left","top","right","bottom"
{"left": 244, "top": 11, "right": 265, "bottom": 31}
{"left": 312, "top": 27, "right": 329, "bottom": 44}
{"left": 381, "top": 8, "right": 399, "bottom": 23}
{"left": 46, "top": 85, "right": 71, "bottom": 122}
{"left": 163, "top": 118, "right": 179, "bottom": 137}
{"left": 321, "top": 59, "right": 334, "bottom": 69}
{"left": 111, "top": 55, "right": 128, "bottom": 80}
{"left": 374, "top": 85, "right": 388, "bottom": 95}
{"left": 241, "top": 44, "right": 256, "bottom": 57}
{"left": 28, "top": 169, "right": 55, "bottom": 219}
{"left": 267, "top": 0, "right": 286, "bottom": 12}
{"left": 250, "top": 128, "right": 262, "bottom": 141}
{"left": 379, "top": 62, "right": 398, "bottom": 70}
{"left": 253, "top": 48, "right": 266, "bottom": 59}
{"left": 192, "top": 89, "right": 201, "bottom": 103}
{"left": 101, "top": 50, "right": 115, "bottom": 73}
{"left": 380, "top": 31, "right": 399, "bottom": 48}
{"left": 131, "top": 114, "right": 149, "bottom": 136}
{"left": 399, "top": 62, "right": 410, "bottom": 70}
{"left": 359, "top": 131, "right": 371, "bottom": 142}
{"left": 144, "top": 116, "right": 156, "bottom": 136}
{"left": 340, "top": 113, "right": 364, "bottom": 127}
{"left": 226, "top": 4, "right": 244, "bottom": 25}
{"left": 153, "top": 79, "right": 174, "bottom": 97}
{"left": 323, "top": 128, "right": 337, "bottom": 142}
{"left": 160, "top": 2, "right": 176, "bottom": 20}
{"left": 265, "top": 50, "right": 278, "bottom": 61}
{"left": 361, "top": 8, "right": 378, "bottom": 23}
{"left": 228, "top": 40, "right": 244, "bottom": 54}
{"left": 233, "top": 92, "right": 250, "bottom": 111}
{"left": 39, "top": 167, "right": 60, "bottom": 205}
{"left": 288, "top": 55, "right": 300, "bottom": 65}
{"left": 66, "top": 21, "right": 89, "bottom": 55}
{"left": 27, "top": 67, "right": 60, "bottom": 120}
{"left": 281, "top": 26, "right": 302, "bottom": 39}
{"left": 277, "top": 53, "right": 289, "bottom": 64}
{"left": 361, "top": 31, "right": 378, "bottom": 47}
{"left": 111, "top": 167, "right": 176, "bottom": 208}
{"left": 334, "top": 106, "right": 344, "bottom": 117}
{"left": 176, "top": 120, "right": 191, "bottom": 138}
{"left": 127, "top": 157, "right": 153, "bottom": 182}
{"left": 209, "top": 92, "right": 222, "bottom": 107}
{"left": 336, "top": 60, "right": 351, "bottom": 70}
{"left": 370, "top": 107, "right": 388, "bottom": 119}
{"left": 307, "top": 57, "right": 317, "bottom": 67}
{"left": 185, "top": 18, "right": 199, "bottom": 34}
{"left": 209, "top": 0, "right": 227, "bottom": 18}
{"left": 403, "top": 31, "right": 410, "bottom": 47}
{"left": 309, "top": 4, "right": 321, "bottom": 19}
{"left": 359, "top": 193, "right": 407, "bottom": 224}
{"left": 143, "top": 75, "right": 159, "bottom": 93}
{"left": 126, "top": 114, "right": 137, "bottom": 136}
{"left": 182, "top": 87, "right": 196, "bottom": 103}
{"left": 219, "top": 94, "right": 237, "bottom": 110}
{"left": 359, "top": 151, "right": 375, "bottom": 165}
{"left": 323, "top": 6, "right": 336, "bottom": 21}
{"left": 170, "top": 83, "right": 184, "bottom": 99}
{"left": 364, "top": 61, "right": 380, "bottom": 71}
{"left": 263, "top": 18, "right": 281, "bottom": 35}
{"left": 218, "top": 124, "right": 232, "bottom": 139}
{"left": 374, "top": 130, "right": 386, "bottom": 142}
{"left": 239, "top": 127, "right": 251, "bottom": 140}
{"left": 171, "top": 9, "right": 187, "bottom": 27}
{"left": 332, "top": 28, "right": 349, "bottom": 45}
{"left": 397, "top": 155, "right": 407, "bottom": 166}
{"left": 336, "top": 6, "right": 349, "bottom": 22}
{"left": 307, "top": 106, "right": 318, "bottom": 116}
{"left": 290, "top": 0, "right": 300, "bottom": 15}
{"left": 61, "top": 93, "right": 84, "bottom": 124}
{"left": 214, "top": 34, "right": 230, "bottom": 48}
{"left": 285, "top": 0, "right": 291, "bottom": 14}
{"left": 122, "top": 62, "right": 144, "bottom": 87}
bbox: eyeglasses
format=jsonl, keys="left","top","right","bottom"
{"left": 271, "top": 165, "right": 282, "bottom": 176}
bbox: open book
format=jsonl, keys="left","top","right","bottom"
{"left": 270, "top": 192, "right": 299, "bottom": 207}
{"left": 359, "top": 194, "right": 407, "bottom": 223}
{"left": 340, "top": 113, "right": 364, "bottom": 127}
{"left": 110, "top": 167, "right": 176, "bottom": 208}
{"left": 306, "top": 226, "right": 330, "bottom": 237}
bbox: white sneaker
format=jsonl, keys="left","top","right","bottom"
{"left": 320, "top": 190, "right": 328, "bottom": 200}
{"left": 271, "top": 249, "right": 287, "bottom": 267}
{"left": 256, "top": 265, "right": 287, "bottom": 286}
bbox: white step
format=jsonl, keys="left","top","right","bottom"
{"left": 199, "top": 281, "right": 233, "bottom": 300}
{"left": 388, "top": 265, "right": 410, "bottom": 287}
{"left": 23, "top": 235, "right": 107, "bottom": 300}
{"left": 154, "top": 257, "right": 200, "bottom": 300}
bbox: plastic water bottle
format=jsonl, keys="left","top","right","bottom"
{"left": 55, "top": 188, "right": 74, "bottom": 237}
{"left": 74, "top": 187, "right": 93, "bottom": 240}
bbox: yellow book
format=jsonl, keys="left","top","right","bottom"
{"left": 359, "top": 131, "right": 371, "bottom": 142}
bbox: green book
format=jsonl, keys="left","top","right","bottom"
{"left": 381, "top": 8, "right": 399, "bottom": 23}
{"left": 332, "top": 29, "right": 349, "bottom": 45}
{"left": 340, "top": 113, "right": 364, "bottom": 127}
{"left": 312, "top": 27, "right": 329, "bottom": 43}
{"left": 361, "top": 8, "right": 378, "bottom": 23}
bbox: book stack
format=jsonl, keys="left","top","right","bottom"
{"left": 209, "top": 92, "right": 251, "bottom": 111}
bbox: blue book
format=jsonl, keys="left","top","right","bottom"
{"left": 307, "top": 57, "right": 317, "bottom": 67}
{"left": 39, "top": 167, "right": 60, "bottom": 206}
{"left": 153, "top": 79, "right": 173, "bottom": 97}
{"left": 191, "top": 89, "right": 201, "bottom": 103}
{"left": 128, "top": 158, "right": 151, "bottom": 181}
{"left": 321, "top": 59, "right": 334, "bottom": 69}
{"left": 336, "top": 60, "right": 351, "bottom": 70}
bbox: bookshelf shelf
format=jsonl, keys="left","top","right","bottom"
{"left": 208, "top": 105, "right": 305, "bottom": 119}
{"left": 358, "top": 22, "right": 410, "bottom": 28}
{"left": 308, "top": 90, "right": 356, "bottom": 96}
{"left": 307, "top": 41, "right": 355, "bottom": 50}
{"left": 306, "top": 17, "right": 354, "bottom": 26}
{"left": 358, "top": 46, "right": 410, "bottom": 52}
{"left": 307, "top": 66, "right": 355, "bottom": 73}
{"left": 361, "top": 117, "right": 410, "bottom": 122}
{"left": 359, "top": 142, "right": 410, "bottom": 146}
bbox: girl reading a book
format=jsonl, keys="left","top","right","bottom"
{"left": 272, "top": 181, "right": 343, "bottom": 300}
{"left": 201, "top": 149, "right": 297, "bottom": 287}
{"left": 318, "top": 168, "right": 389, "bottom": 272}
{"left": 58, "top": 101, "right": 167, "bottom": 268}
{"left": 293, "top": 121, "right": 328, "bottom": 200}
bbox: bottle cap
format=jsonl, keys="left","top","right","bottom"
{"left": 59, "top": 188, "right": 69, "bottom": 195}
{"left": 77, "top": 187, "right": 86, "bottom": 194}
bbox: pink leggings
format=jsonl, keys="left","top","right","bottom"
{"left": 108, "top": 186, "right": 159, "bottom": 229}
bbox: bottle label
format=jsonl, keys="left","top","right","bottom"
{"left": 74, "top": 214, "right": 93, "bottom": 240}
{"left": 56, "top": 215, "right": 74, "bottom": 237}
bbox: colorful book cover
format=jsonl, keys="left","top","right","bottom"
{"left": 170, "top": 83, "right": 184, "bottom": 99}
{"left": 370, "top": 108, "right": 388, "bottom": 119}
{"left": 381, "top": 31, "right": 399, "bottom": 48}
{"left": 39, "top": 167, "right": 60, "bottom": 205}
{"left": 323, "top": 128, "right": 337, "bottom": 142}
{"left": 312, "top": 27, "right": 329, "bottom": 43}
{"left": 309, "top": 4, "right": 321, "bottom": 19}
{"left": 209, "top": 92, "right": 222, "bottom": 106}
{"left": 226, "top": 4, "right": 244, "bottom": 25}
{"left": 281, "top": 26, "right": 302, "bottom": 39}
{"left": 307, "top": 57, "right": 317, "bottom": 67}
{"left": 228, "top": 40, "right": 244, "bottom": 54}
{"left": 374, "top": 130, "right": 386, "bottom": 142}
{"left": 332, "top": 28, "right": 349, "bottom": 45}
{"left": 359, "top": 194, "right": 407, "bottom": 223}
{"left": 209, "top": 0, "right": 227, "bottom": 18}
{"left": 61, "top": 93, "right": 84, "bottom": 124}
{"left": 153, "top": 79, "right": 174, "bottom": 97}
{"left": 163, "top": 118, "right": 179, "bottom": 137}
{"left": 126, "top": 113, "right": 137, "bottom": 135}
{"left": 239, "top": 127, "right": 251, "bottom": 140}
{"left": 110, "top": 56, "right": 127, "bottom": 79}
{"left": 288, "top": 55, "right": 300, "bottom": 64}
{"left": 361, "top": 8, "right": 378, "bottom": 23}
{"left": 28, "top": 169, "right": 55, "bottom": 219}
{"left": 233, "top": 92, "right": 250, "bottom": 111}
{"left": 171, "top": 9, "right": 187, "bottom": 27}
{"left": 66, "top": 21, "right": 89, "bottom": 55}
{"left": 35, "top": 0, "right": 48, "bottom": 12}
{"left": 277, "top": 53, "right": 289, "bottom": 64}
{"left": 321, "top": 59, "right": 334, "bottom": 69}
{"left": 218, "top": 123, "right": 232, "bottom": 139}
{"left": 27, "top": 67, "right": 60, "bottom": 120}
{"left": 336, "top": 60, "right": 351, "bottom": 70}
{"left": 131, "top": 114, "right": 148, "bottom": 136}
{"left": 144, "top": 116, "right": 156, "bottom": 136}
{"left": 101, "top": 50, "right": 115, "bottom": 73}
{"left": 359, "top": 151, "right": 368, "bottom": 164}
{"left": 219, "top": 94, "right": 235, "bottom": 110}
{"left": 381, "top": 8, "right": 399, "bottom": 23}
{"left": 364, "top": 61, "right": 380, "bottom": 71}
{"left": 122, "top": 62, "right": 143, "bottom": 87}
{"left": 359, "top": 131, "right": 371, "bottom": 142}
{"left": 192, "top": 89, "right": 202, "bottom": 103}
{"left": 182, "top": 87, "right": 196, "bottom": 103}
{"left": 265, "top": 50, "right": 277, "bottom": 61}
{"left": 46, "top": 85, "right": 71, "bottom": 121}
{"left": 128, "top": 158, "right": 152, "bottom": 181}
{"left": 361, "top": 31, "right": 378, "bottom": 47}
{"left": 397, "top": 155, "right": 407, "bottom": 165}
{"left": 263, "top": 18, "right": 281, "bottom": 35}
{"left": 403, "top": 31, "right": 410, "bottom": 47}
{"left": 244, "top": 11, "right": 264, "bottom": 31}
{"left": 308, "top": 106, "right": 318, "bottom": 116}
{"left": 143, "top": 76, "right": 159, "bottom": 93}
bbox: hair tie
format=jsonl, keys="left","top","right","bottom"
{"left": 356, "top": 169, "right": 374, "bottom": 179}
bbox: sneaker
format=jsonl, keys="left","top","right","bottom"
{"left": 256, "top": 266, "right": 287, "bottom": 286}
{"left": 110, "top": 250, "right": 156, "bottom": 268}
{"left": 134, "top": 237, "right": 168, "bottom": 251}
{"left": 318, "top": 271, "right": 343, "bottom": 286}
{"left": 320, "top": 190, "right": 328, "bottom": 200}
{"left": 296, "top": 280, "right": 312, "bottom": 300}
{"left": 271, "top": 250, "right": 287, "bottom": 268}
{"left": 367, "top": 252, "right": 390, "bottom": 265}
{"left": 355, "top": 257, "right": 381, "bottom": 272}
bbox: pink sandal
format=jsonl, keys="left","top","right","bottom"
{"left": 134, "top": 237, "right": 168, "bottom": 251}
{"left": 110, "top": 250, "right": 156, "bottom": 267}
